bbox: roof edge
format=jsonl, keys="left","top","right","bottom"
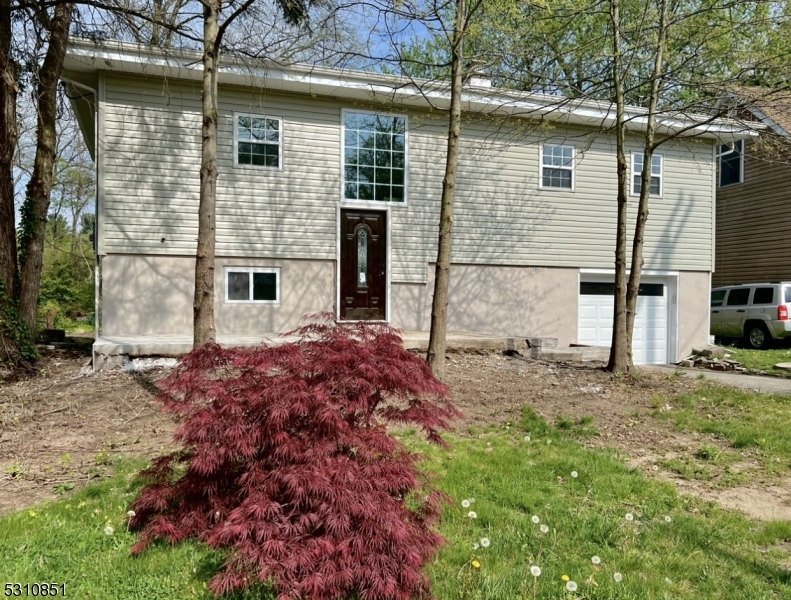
{"left": 65, "top": 37, "right": 757, "bottom": 141}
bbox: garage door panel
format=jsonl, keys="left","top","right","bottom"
{"left": 579, "top": 281, "right": 668, "bottom": 365}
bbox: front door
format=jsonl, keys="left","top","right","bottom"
{"left": 340, "top": 209, "right": 387, "bottom": 320}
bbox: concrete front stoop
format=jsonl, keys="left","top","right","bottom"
{"left": 526, "top": 337, "right": 610, "bottom": 362}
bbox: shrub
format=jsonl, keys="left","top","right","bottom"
{"left": 130, "top": 314, "right": 461, "bottom": 599}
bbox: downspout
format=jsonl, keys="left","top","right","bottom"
{"left": 61, "top": 76, "right": 100, "bottom": 366}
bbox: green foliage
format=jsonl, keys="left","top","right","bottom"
{"left": 0, "top": 280, "right": 38, "bottom": 366}
{"left": 36, "top": 156, "right": 95, "bottom": 332}
{"left": 398, "top": 0, "right": 788, "bottom": 108}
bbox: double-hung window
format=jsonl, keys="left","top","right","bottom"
{"left": 717, "top": 140, "right": 743, "bottom": 187}
{"left": 343, "top": 111, "right": 406, "bottom": 203}
{"left": 632, "top": 152, "right": 663, "bottom": 196}
{"left": 234, "top": 114, "right": 281, "bottom": 168}
{"left": 540, "top": 145, "right": 575, "bottom": 190}
{"left": 225, "top": 267, "right": 280, "bottom": 303}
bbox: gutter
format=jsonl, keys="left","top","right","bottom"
{"left": 64, "top": 38, "right": 758, "bottom": 142}
{"left": 61, "top": 76, "right": 100, "bottom": 368}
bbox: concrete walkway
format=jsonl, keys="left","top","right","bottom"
{"left": 647, "top": 365, "right": 791, "bottom": 395}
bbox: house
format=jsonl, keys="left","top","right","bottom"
{"left": 714, "top": 87, "right": 791, "bottom": 287}
{"left": 62, "top": 39, "right": 746, "bottom": 365}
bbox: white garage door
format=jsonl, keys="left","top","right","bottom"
{"left": 578, "top": 281, "right": 668, "bottom": 365}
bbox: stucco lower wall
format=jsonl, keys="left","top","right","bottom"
{"left": 103, "top": 254, "right": 708, "bottom": 360}
{"left": 678, "top": 270, "right": 711, "bottom": 359}
{"left": 101, "top": 255, "right": 335, "bottom": 336}
{"left": 391, "top": 265, "right": 579, "bottom": 345}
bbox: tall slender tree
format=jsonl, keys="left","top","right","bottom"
{"left": 192, "top": 0, "right": 314, "bottom": 348}
{"left": 0, "top": 0, "right": 17, "bottom": 302}
{"left": 17, "top": 1, "right": 75, "bottom": 341}
{"left": 425, "top": 0, "right": 467, "bottom": 380}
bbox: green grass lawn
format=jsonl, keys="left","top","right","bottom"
{"left": 3, "top": 407, "right": 791, "bottom": 599}
{"left": 720, "top": 345, "right": 791, "bottom": 377}
{"left": 653, "top": 384, "right": 791, "bottom": 485}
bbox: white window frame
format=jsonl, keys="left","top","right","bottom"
{"left": 233, "top": 112, "right": 283, "bottom": 170}
{"left": 630, "top": 151, "right": 663, "bottom": 197}
{"left": 717, "top": 139, "right": 744, "bottom": 187}
{"left": 224, "top": 267, "right": 281, "bottom": 304}
{"left": 340, "top": 108, "right": 409, "bottom": 206}
{"left": 538, "top": 144, "right": 576, "bottom": 191}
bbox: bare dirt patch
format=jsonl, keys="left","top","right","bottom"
{"left": 1, "top": 349, "right": 788, "bottom": 521}
{"left": 0, "top": 349, "right": 176, "bottom": 515}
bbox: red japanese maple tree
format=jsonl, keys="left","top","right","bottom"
{"left": 129, "top": 314, "right": 460, "bottom": 599}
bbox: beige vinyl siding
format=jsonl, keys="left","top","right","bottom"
{"left": 101, "top": 74, "right": 714, "bottom": 284}
{"left": 714, "top": 139, "right": 791, "bottom": 286}
{"left": 400, "top": 116, "right": 714, "bottom": 277}
{"left": 102, "top": 75, "right": 338, "bottom": 259}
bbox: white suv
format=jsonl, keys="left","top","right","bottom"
{"left": 710, "top": 283, "right": 791, "bottom": 349}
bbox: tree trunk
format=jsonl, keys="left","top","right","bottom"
{"left": 426, "top": 0, "right": 466, "bottom": 380}
{"left": 606, "top": 0, "right": 632, "bottom": 374}
{"left": 193, "top": 0, "right": 220, "bottom": 347}
{"left": 0, "top": 0, "right": 17, "bottom": 300}
{"left": 18, "top": 2, "right": 74, "bottom": 339}
{"left": 624, "top": 0, "right": 668, "bottom": 349}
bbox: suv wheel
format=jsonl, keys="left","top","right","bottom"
{"left": 746, "top": 323, "right": 771, "bottom": 349}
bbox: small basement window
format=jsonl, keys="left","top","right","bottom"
{"left": 225, "top": 267, "right": 280, "bottom": 303}
{"left": 235, "top": 114, "right": 282, "bottom": 168}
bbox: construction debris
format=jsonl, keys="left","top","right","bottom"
{"left": 676, "top": 347, "right": 747, "bottom": 372}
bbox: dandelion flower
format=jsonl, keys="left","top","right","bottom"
{"left": 468, "top": 511, "right": 477, "bottom": 519}
{"left": 562, "top": 575, "right": 570, "bottom": 582}
{"left": 104, "top": 526, "right": 114, "bottom": 536}
{"left": 472, "top": 560, "right": 481, "bottom": 569}
{"left": 571, "top": 471, "right": 578, "bottom": 478}
{"left": 547, "top": 439, "right": 552, "bottom": 445}
{"left": 591, "top": 556, "right": 601, "bottom": 565}
{"left": 625, "top": 513, "right": 634, "bottom": 522}
{"left": 652, "top": 465, "right": 659, "bottom": 471}
{"left": 480, "top": 537, "right": 490, "bottom": 548}
{"left": 472, "top": 543, "right": 480, "bottom": 550}
{"left": 566, "top": 581, "right": 578, "bottom": 592}
{"left": 462, "top": 499, "right": 471, "bottom": 508}
{"left": 540, "top": 524, "right": 549, "bottom": 534}
{"left": 469, "top": 498, "right": 475, "bottom": 504}
{"left": 524, "top": 435, "right": 531, "bottom": 442}
{"left": 614, "top": 573, "right": 623, "bottom": 583}
{"left": 664, "top": 515, "right": 672, "bottom": 523}
{"left": 126, "top": 510, "right": 136, "bottom": 518}
{"left": 530, "top": 565, "right": 541, "bottom": 577}
{"left": 531, "top": 515, "right": 540, "bottom": 524}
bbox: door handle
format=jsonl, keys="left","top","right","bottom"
{"left": 736, "top": 309, "right": 746, "bottom": 313}
{"left": 712, "top": 310, "right": 719, "bottom": 313}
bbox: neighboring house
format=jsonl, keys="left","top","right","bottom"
{"left": 714, "top": 87, "right": 791, "bottom": 287}
{"left": 62, "top": 39, "right": 745, "bottom": 365}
